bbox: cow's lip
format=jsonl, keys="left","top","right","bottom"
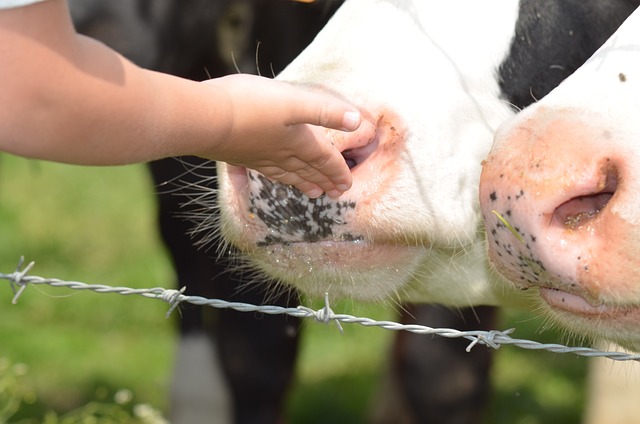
{"left": 539, "top": 287, "right": 607, "bottom": 316}
{"left": 257, "top": 236, "right": 364, "bottom": 248}
{"left": 252, "top": 238, "right": 422, "bottom": 274}
{"left": 539, "top": 287, "right": 640, "bottom": 320}
{"left": 248, "top": 239, "right": 423, "bottom": 300}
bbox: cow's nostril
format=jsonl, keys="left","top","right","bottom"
{"left": 341, "top": 136, "right": 379, "bottom": 170}
{"left": 344, "top": 157, "right": 358, "bottom": 169}
{"left": 551, "top": 170, "right": 618, "bottom": 230}
{"left": 553, "top": 192, "right": 613, "bottom": 229}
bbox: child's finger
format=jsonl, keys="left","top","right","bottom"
{"left": 286, "top": 88, "right": 362, "bottom": 132}
{"left": 259, "top": 163, "right": 347, "bottom": 199}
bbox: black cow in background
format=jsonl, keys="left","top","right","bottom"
{"left": 148, "top": 2, "right": 340, "bottom": 423}
{"left": 70, "top": 1, "right": 496, "bottom": 423}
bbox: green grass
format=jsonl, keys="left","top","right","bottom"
{"left": 0, "top": 156, "right": 175, "bottom": 421}
{"left": 0, "top": 155, "right": 588, "bottom": 423}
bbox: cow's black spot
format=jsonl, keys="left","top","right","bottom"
{"left": 498, "top": 0, "right": 637, "bottom": 110}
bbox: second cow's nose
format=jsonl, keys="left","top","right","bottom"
{"left": 479, "top": 106, "right": 632, "bottom": 296}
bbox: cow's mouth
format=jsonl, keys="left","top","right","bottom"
{"left": 539, "top": 287, "right": 640, "bottom": 320}
{"left": 256, "top": 233, "right": 363, "bottom": 247}
{"left": 539, "top": 287, "right": 606, "bottom": 316}
{"left": 254, "top": 238, "right": 418, "bottom": 269}
{"left": 249, "top": 239, "right": 423, "bottom": 300}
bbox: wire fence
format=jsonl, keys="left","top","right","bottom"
{"left": 3, "top": 257, "right": 640, "bottom": 362}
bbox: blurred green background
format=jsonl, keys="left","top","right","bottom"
{"left": 0, "top": 155, "right": 589, "bottom": 423}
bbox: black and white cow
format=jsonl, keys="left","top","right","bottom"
{"left": 146, "top": 2, "right": 338, "bottom": 422}
{"left": 478, "top": 7, "right": 640, "bottom": 424}
{"left": 72, "top": 1, "right": 498, "bottom": 423}
{"left": 481, "top": 4, "right": 640, "bottom": 354}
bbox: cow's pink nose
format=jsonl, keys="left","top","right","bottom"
{"left": 480, "top": 107, "right": 633, "bottom": 299}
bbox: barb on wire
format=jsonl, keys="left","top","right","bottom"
{"left": 3, "top": 257, "right": 640, "bottom": 362}
{"left": 9, "top": 256, "right": 34, "bottom": 304}
{"left": 162, "top": 286, "right": 186, "bottom": 318}
{"left": 297, "top": 292, "right": 344, "bottom": 334}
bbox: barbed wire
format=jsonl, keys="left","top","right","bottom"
{"left": 3, "top": 257, "right": 640, "bottom": 362}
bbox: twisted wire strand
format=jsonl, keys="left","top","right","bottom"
{"left": 3, "top": 257, "right": 640, "bottom": 362}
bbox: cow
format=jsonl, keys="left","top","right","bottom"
{"left": 480, "top": 7, "right": 640, "bottom": 424}
{"left": 480, "top": 2, "right": 640, "bottom": 354}
{"left": 147, "top": 2, "right": 339, "bottom": 422}
{"left": 150, "top": 3, "right": 507, "bottom": 422}
{"left": 70, "top": 1, "right": 498, "bottom": 423}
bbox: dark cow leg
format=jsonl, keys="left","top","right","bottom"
{"left": 374, "top": 305, "right": 496, "bottom": 424}
{"left": 399, "top": 305, "right": 496, "bottom": 424}
{"left": 149, "top": 157, "right": 300, "bottom": 424}
{"left": 148, "top": 3, "right": 343, "bottom": 422}
{"left": 214, "top": 286, "right": 300, "bottom": 424}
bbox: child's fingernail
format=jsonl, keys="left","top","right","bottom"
{"left": 337, "top": 183, "right": 351, "bottom": 191}
{"left": 326, "top": 189, "right": 343, "bottom": 199}
{"left": 306, "top": 187, "right": 324, "bottom": 198}
{"left": 342, "top": 111, "right": 361, "bottom": 131}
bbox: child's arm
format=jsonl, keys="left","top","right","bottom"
{"left": 0, "top": 0, "right": 360, "bottom": 198}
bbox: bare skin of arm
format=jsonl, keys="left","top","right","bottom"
{"left": 0, "top": 0, "right": 361, "bottom": 198}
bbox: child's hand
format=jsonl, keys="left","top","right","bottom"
{"left": 202, "top": 74, "right": 361, "bottom": 199}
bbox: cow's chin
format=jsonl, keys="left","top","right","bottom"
{"left": 538, "top": 287, "right": 640, "bottom": 352}
{"left": 246, "top": 240, "right": 425, "bottom": 301}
